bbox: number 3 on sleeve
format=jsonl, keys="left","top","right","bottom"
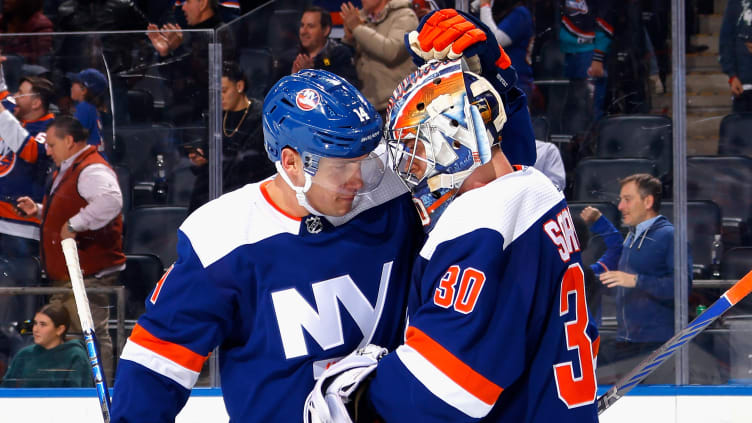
{"left": 553, "top": 263, "right": 597, "bottom": 408}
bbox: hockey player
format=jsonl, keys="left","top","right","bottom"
{"left": 305, "top": 11, "right": 600, "bottom": 423}
{"left": 110, "top": 70, "right": 424, "bottom": 422}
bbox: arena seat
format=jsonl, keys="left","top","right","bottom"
{"left": 124, "top": 206, "right": 188, "bottom": 269}
{"left": 659, "top": 200, "right": 722, "bottom": 278}
{"left": 594, "top": 114, "right": 673, "bottom": 180}
{"left": 572, "top": 158, "right": 657, "bottom": 203}
{"left": 687, "top": 155, "right": 752, "bottom": 247}
{"left": 121, "top": 254, "right": 165, "bottom": 318}
{"left": 719, "top": 113, "right": 752, "bottom": 157}
{"left": 567, "top": 201, "right": 622, "bottom": 266}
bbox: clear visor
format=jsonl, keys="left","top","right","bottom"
{"left": 309, "top": 149, "right": 387, "bottom": 195}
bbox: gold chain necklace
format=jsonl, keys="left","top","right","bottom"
{"left": 223, "top": 99, "right": 251, "bottom": 138}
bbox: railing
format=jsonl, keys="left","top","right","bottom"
{"left": 0, "top": 286, "right": 127, "bottom": 358}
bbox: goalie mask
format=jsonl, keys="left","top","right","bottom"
{"left": 263, "top": 69, "right": 386, "bottom": 216}
{"left": 384, "top": 59, "right": 507, "bottom": 228}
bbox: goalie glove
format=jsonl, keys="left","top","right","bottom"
{"left": 405, "top": 9, "right": 517, "bottom": 94}
{"left": 304, "top": 344, "right": 388, "bottom": 423}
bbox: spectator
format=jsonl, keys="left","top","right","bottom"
{"left": 340, "top": 0, "right": 418, "bottom": 113}
{"left": 720, "top": 0, "right": 752, "bottom": 112}
{"left": 532, "top": 139, "right": 565, "bottom": 190}
{"left": 185, "top": 62, "right": 275, "bottom": 213}
{"left": 596, "top": 173, "right": 692, "bottom": 383}
{"left": 67, "top": 69, "right": 107, "bottom": 152}
{"left": 576, "top": 205, "right": 623, "bottom": 326}
{"left": 558, "top": 0, "right": 615, "bottom": 125}
{"left": 477, "top": 0, "right": 535, "bottom": 98}
{"left": 16, "top": 115, "right": 125, "bottom": 382}
{"left": 290, "top": 6, "right": 359, "bottom": 88}
{"left": 146, "top": 0, "right": 229, "bottom": 125}
{"left": 171, "top": 0, "right": 240, "bottom": 25}
{"left": 0, "top": 0, "right": 53, "bottom": 65}
{"left": 0, "top": 69, "right": 54, "bottom": 258}
{"left": 1, "top": 304, "right": 91, "bottom": 388}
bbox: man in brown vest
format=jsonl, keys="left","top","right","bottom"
{"left": 17, "top": 115, "right": 125, "bottom": 381}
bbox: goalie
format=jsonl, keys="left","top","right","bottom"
{"left": 305, "top": 9, "right": 599, "bottom": 423}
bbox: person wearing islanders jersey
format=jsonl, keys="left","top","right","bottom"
{"left": 110, "top": 69, "right": 424, "bottom": 422}
{"left": 403, "top": 8, "right": 537, "bottom": 168}
{"left": 0, "top": 67, "right": 53, "bottom": 257}
{"left": 305, "top": 60, "right": 599, "bottom": 422}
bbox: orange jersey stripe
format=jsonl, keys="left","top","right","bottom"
{"left": 592, "top": 335, "right": 600, "bottom": 358}
{"left": 260, "top": 180, "right": 302, "bottom": 222}
{"left": 406, "top": 326, "right": 503, "bottom": 405}
{"left": 726, "top": 270, "right": 752, "bottom": 305}
{"left": 17, "top": 136, "right": 40, "bottom": 163}
{"left": 426, "top": 188, "right": 456, "bottom": 214}
{"left": 129, "top": 324, "right": 209, "bottom": 373}
{"left": 0, "top": 202, "right": 40, "bottom": 224}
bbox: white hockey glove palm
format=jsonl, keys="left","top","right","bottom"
{"left": 304, "top": 344, "right": 388, "bottom": 423}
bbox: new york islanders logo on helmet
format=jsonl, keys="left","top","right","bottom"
{"left": 296, "top": 89, "right": 320, "bottom": 111}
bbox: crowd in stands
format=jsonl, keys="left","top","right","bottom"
{"left": 0, "top": 0, "right": 747, "bottom": 389}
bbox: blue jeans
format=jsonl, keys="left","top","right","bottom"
{"left": 564, "top": 51, "right": 607, "bottom": 123}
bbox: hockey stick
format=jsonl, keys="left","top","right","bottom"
{"left": 61, "top": 238, "right": 112, "bottom": 423}
{"left": 597, "top": 269, "right": 752, "bottom": 414}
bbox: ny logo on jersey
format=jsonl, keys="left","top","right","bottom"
{"left": 543, "top": 207, "right": 581, "bottom": 262}
{"left": 272, "top": 261, "right": 393, "bottom": 359}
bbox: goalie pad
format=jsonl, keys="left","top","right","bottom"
{"left": 304, "top": 344, "right": 388, "bottom": 423}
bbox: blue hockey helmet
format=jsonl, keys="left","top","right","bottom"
{"left": 263, "top": 69, "right": 383, "bottom": 174}
{"left": 263, "top": 69, "right": 387, "bottom": 216}
{"left": 384, "top": 59, "right": 507, "bottom": 228}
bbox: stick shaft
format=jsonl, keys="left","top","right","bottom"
{"left": 61, "top": 238, "right": 112, "bottom": 423}
{"left": 597, "top": 270, "right": 752, "bottom": 414}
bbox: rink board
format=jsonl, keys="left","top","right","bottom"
{"left": 1, "top": 386, "right": 752, "bottom": 422}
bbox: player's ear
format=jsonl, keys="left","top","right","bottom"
{"left": 279, "top": 147, "right": 306, "bottom": 185}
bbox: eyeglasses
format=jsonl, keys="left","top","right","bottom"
{"left": 13, "top": 93, "right": 38, "bottom": 99}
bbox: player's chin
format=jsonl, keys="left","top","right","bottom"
{"left": 330, "top": 196, "right": 357, "bottom": 215}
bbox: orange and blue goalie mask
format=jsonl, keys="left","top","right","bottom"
{"left": 384, "top": 59, "right": 506, "bottom": 228}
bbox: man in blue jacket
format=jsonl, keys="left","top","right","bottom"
{"left": 598, "top": 173, "right": 692, "bottom": 383}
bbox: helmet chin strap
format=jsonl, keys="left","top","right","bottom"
{"left": 274, "top": 161, "right": 323, "bottom": 216}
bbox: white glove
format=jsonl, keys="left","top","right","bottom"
{"left": 304, "top": 344, "right": 388, "bottom": 423}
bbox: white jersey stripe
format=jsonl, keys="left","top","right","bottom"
{"left": 396, "top": 344, "right": 494, "bottom": 418}
{"left": 420, "top": 167, "right": 564, "bottom": 260}
{"left": 120, "top": 339, "right": 200, "bottom": 390}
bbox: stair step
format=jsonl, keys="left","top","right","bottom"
{"left": 686, "top": 72, "right": 729, "bottom": 93}
{"left": 692, "top": 34, "right": 719, "bottom": 54}
{"left": 699, "top": 14, "right": 723, "bottom": 35}
{"left": 687, "top": 52, "right": 722, "bottom": 72}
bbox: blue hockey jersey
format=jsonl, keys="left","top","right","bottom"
{"left": 367, "top": 167, "right": 600, "bottom": 422}
{"left": 111, "top": 177, "right": 424, "bottom": 422}
{"left": 0, "top": 90, "right": 52, "bottom": 240}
